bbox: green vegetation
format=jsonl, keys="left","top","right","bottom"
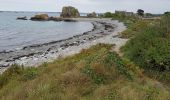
{"left": 1, "top": 11, "right": 170, "bottom": 99}
{"left": 0, "top": 44, "right": 169, "bottom": 100}
{"left": 122, "top": 13, "right": 170, "bottom": 85}
{"left": 120, "top": 20, "right": 151, "bottom": 38}
{"left": 102, "top": 12, "right": 138, "bottom": 22}
{"left": 103, "top": 12, "right": 114, "bottom": 18}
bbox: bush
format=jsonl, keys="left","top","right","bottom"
{"left": 82, "top": 49, "right": 134, "bottom": 85}
{"left": 122, "top": 14, "right": 170, "bottom": 72}
{"left": 22, "top": 67, "right": 38, "bottom": 81}
{"left": 103, "top": 12, "right": 114, "bottom": 18}
{"left": 82, "top": 66, "right": 106, "bottom": 84}
{"left": 105, "top": 52, "right": 133, "bottom": 80}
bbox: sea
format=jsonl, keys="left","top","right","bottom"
{"left": 0, "top": 11, "right": 93, "bottom": 51}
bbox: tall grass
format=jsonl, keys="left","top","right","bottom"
{"left": 0, "top": 44, "right": 169, "bottom": 99}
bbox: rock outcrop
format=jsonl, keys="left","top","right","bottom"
{"left": 30, "top": 14, "right": 49, "bottom": 21}
{"left": 17, "top": 16, "right": 27, "bottom": 20}
{"left": 60, "top": 6, "right": 80, "bottom": 18}
{"left": 49, "top": 17, "right": 63, "bottom": 21}
{"left": 29, "top": 13, "right": 77, "bottom": 22}
{"left": 49, "top": 17, "right": 76, "bottom": 22}
{"left": 87, "top": 12, "right": 97, "bottom": 18}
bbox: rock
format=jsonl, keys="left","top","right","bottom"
{"left": 60, "top": 6, "right": 80, "bottom": 18}
{"left": 104, "top": 24, "right": 114, "bottom": 30}
{"left": 17, "top": 16, "right": 27, "bottom": 20}
{"left": 49, "top": 17, "right": 62, "bottom": 21}
{"left": 30, "top": 14, "right": 49, "bottom": 21}
{"left": 0, "top": 62, "right": 9, "bottom": 67}
{"left": 20, "top": 57, "right": 28, "bottom": 60}
{"left": 87, "top": 12, "right": 97, "bottom": 18}
{"left": 63, "top": 18, "right": 77, "bottom": 22}
{"left": 0, "top": 50, "right": 13, "bottom": 54}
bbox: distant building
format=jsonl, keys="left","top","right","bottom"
{"left": 115, "top": 10, "right": 134, "bottom": 17}
{"left": 125, "top": 12, "right": 134, "bottom": 16}
{"left": 115, "top": 10, "right": 126, "bottom": 16}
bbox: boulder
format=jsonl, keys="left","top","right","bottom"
{"left": 30, "top": 14, "right": 49, "bottom": 21}
{"left": 60, "top": 6, "right": 80, "bottom": 18}
{"left": 87, "top": 12, "right": 97, "bottom": 18}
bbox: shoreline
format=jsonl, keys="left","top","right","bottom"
{"left": 0, "top": 18, "right": 127, "bottom": 73}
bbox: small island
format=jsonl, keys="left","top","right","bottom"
{"left": 29, "top": 6, "right": 80, "bottom": 22}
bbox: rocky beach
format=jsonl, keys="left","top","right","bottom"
{"left": 0, "top": 2, "right": 170, "bottom": 100}
{"left": 0, "top": 18, "right": 127, "bottom": 73}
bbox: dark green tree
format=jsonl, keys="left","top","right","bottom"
{"left": 164, "top": 11, "right": 170, "bottom": 15}
{"left": 104, "top": 12, "right": 113, "bottom": 18}
{"left": 137, "top": 9, "right": 144, "bottom": 16}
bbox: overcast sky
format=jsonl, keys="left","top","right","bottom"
{"left": 0, "top": 0, "right": 169, "bottom": 14}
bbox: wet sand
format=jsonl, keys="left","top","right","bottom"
{"left": 0, "top": 18, "right": 127, "bottom": 73}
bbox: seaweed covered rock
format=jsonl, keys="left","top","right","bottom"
{"left": 30, "top": 14, "right": 49, "bottom": 21}
{"left": 60, "top": 6, "right": 80, "bottom": 18}
{"left": 49, "top": 17, "right": 63, "bottom": 21}
{"left": 17, "top": 16, "right": 27, "bottom": 20}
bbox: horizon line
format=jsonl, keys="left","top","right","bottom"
{"left": 0, "top": 10, "right": 164, "bottom": 14}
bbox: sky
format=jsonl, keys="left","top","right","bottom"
{"left": 0, "top": 0, "right": 169, "bottom": 14}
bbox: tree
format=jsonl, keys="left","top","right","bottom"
{"left": 164, "top": 11, "right": 170, "bottom": 15}
{"left": 137, "top": 9, "right": 144, "bottom": 16}
{"left": 104, "top": 12, "right": 113, "bottom": 18}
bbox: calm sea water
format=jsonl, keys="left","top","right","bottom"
{"left": 0, "top": 12, "right": 92, "bottom": 51}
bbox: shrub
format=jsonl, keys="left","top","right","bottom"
{"left": 105, "top": 52, "right": 133, "bottom": 80}
{"left": 122, "top": 14, "right": 170, "bottom": 72}
{"left": 22, "top": 67, "right": 38, "bottom": 81}
{"left": 82, "top": 65, "right": 106, "bottom": 84}
{"left": 82, "top": 49, "right": 134, "bottom": 85}
{"left": 103, "top": 12, "right": 114, "bottom": 18}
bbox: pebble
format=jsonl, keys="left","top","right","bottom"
{"left": 20, "top": 57, "right": 28, "bottom": 60}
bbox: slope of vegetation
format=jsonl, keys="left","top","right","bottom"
{"left": 0, "top": 12, "right": 170, "bottom": 100}
{"left": 122, "top": 13, "right": 170, "bottom": 85}
{"left": 120, "top": 20, "right": 152, "bottom": 38}
{"left": 0, "top": 44, "right": 169, "bottom": 100}
{"left": 102, "top": 12, "right": 139, "bottom": 29}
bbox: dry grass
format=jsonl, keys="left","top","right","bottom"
{"left": 0, "top": 44, "right": 169, "bottom": 100}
